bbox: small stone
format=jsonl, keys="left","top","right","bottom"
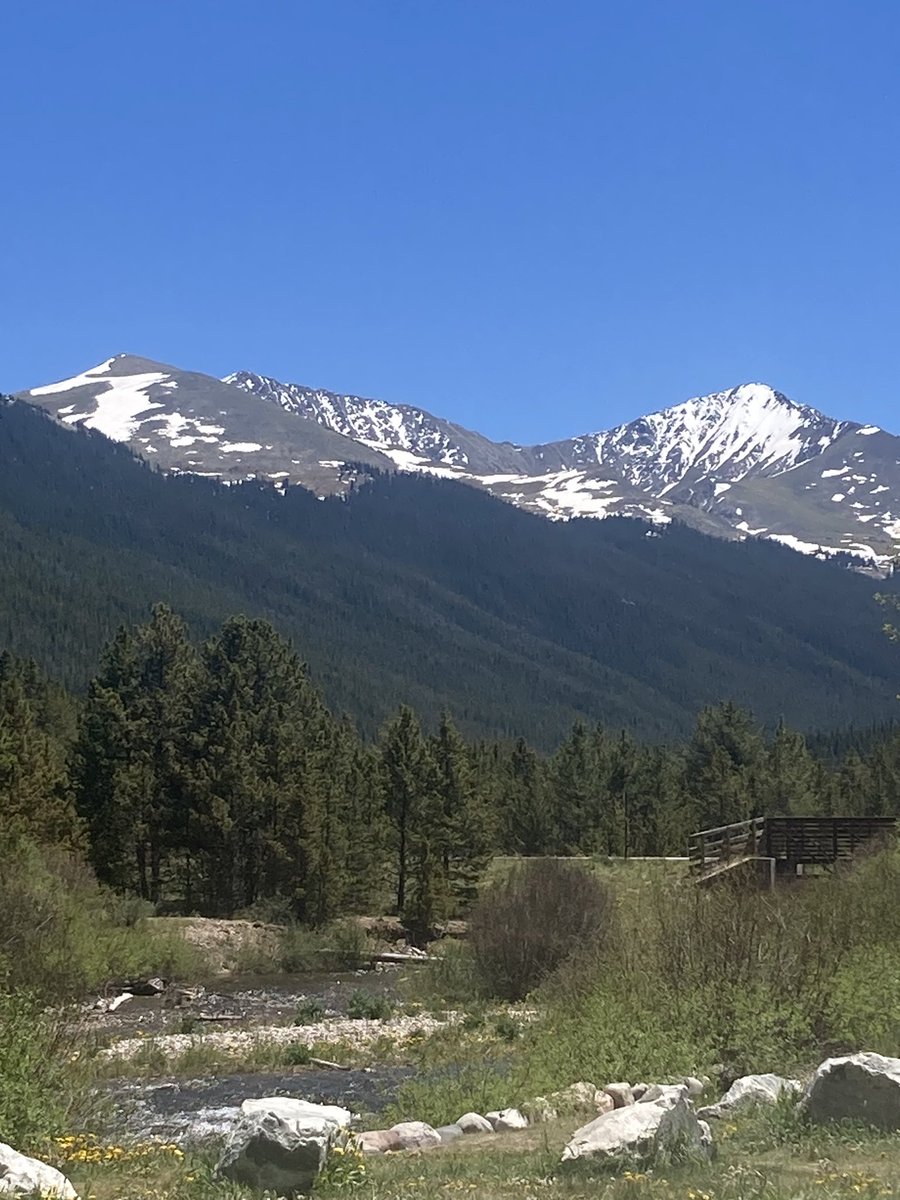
{"left": 485, "top": 1108, "right": 529, "bottom": 1132}
{"left": 455, "top": 1112, "right": 494, "bottom": 1135}
{"left": 436, "top": 1124, "right": 464, "bottom": 1144}
{"left": 388, "top": 1121, "right": 442, "bottom": 1150}
{"left": 357, "top": 1129, "right": 403, "bottom": 1154}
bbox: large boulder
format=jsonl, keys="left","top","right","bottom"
{"left": 803, "top": 1053, "right": 900, "bottom": 1129}
{"left": 0, "top": 1144, "right": 77, "bottom": 1198}
{"left": 699, "top": 1074, "right": 801, "bottom": 1120}
{"left": 217, "top": 1110, "right": 334, "bottom": 1195}
{"left": 240, "top": 1097, "right": 352, "bottom": 1130}
{"left": 561, "top": 1097, "right": 712, "bottom": 1166}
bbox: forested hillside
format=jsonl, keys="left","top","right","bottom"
{"left": 0, "top": 396, "right": 897, "bottom": 745}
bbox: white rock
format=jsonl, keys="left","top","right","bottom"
{"left": 561, "top": 1097, "right": 712, "bottom": 1165}
{"left": 803, "top": 1053, "right": 900, "bottom": 1128}
{"left": 680, "top": 1076, "right": 706, "bottom": 1097}
{"left": 455, "top": 1112, "right": 494, "bottom": 1134}
{"left": 0, "top": 1143, "right": 77, "bottom": 1198}
{"left": 389, "top": 1121, "right": 442, "bottom": 1150}
{"left": 637, "top": 1083, "right": 689, "bottom": 1109}
{"left": 217, "top": 1111, "right": 333, "bottom": 1194}
{"left": 698, "top": 1074, "right": 801, "bottom": 1120}
{"left": 603, "top": 1083, "right": 635, "bottom": 1109}
{"left": 485, "top": 1108, "right": 529, "bottom": 1132}
{"left": 240, "top": 1097, "right": 352, "bottom": 1129}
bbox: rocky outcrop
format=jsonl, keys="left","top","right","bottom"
{"left": 803, "top": 1053, "right": 900, "bottom": 1129}
{"left": 0, "top": 1144, "right": 77, "bottom": 1198}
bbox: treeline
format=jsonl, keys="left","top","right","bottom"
{"left": 4, "top": 605, "right": 900, "bottom": 932}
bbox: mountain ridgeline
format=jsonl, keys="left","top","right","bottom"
{"left": 0, "top": 394, "right": 897, "bottom": 745}
{"left": 20, "top": 354, "right": 900, "bottom": 570}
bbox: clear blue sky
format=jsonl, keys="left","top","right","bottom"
{"left": 3, "top": 0, "right": 899, "bottom": 442}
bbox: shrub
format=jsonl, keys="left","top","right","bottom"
{"left": 294, "top": 998, "right": 326, "bottom": 1024}
{"left": 0, "top": 839, "right": 199, "bottom": 1002}
{"left": 346, "top": 989, "right": 394, "bottom": 1020}
{"left": 469, "top": 857, "right": 615, "bottom": 1000}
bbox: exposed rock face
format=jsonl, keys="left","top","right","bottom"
{"left": 0, "top": 1143, "right": 77, "bottom": 1198}
{"left": 699, "top": 1074, "right": 801, "bottom": 1120}
{"left": 561, "top": 1097, "right": 712, "bottom": 1166}
{"left": 803, "top": 1053, "right": 900, "bottom": 1129}
{"left": 217, "top": 1110, "right": 333, "bottom": 1195}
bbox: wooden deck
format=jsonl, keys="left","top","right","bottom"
{"left": 688, "top": 815, "right": 896, "bottom": 881}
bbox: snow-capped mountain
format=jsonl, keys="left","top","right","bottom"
{"left": 17, "top": 356, "right": 900, "bottom": 572}
{"left": 18, "top": 355, "right": 393, "bottom": 490}
{"left": 228, "top": 370, "right": 900, "bottom": 570}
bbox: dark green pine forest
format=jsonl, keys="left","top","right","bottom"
{"left": 4, "top": 394, "right": 900, "bottom": 929}
{"left": 0, "top": 396, "right": 898, "bottom": 746}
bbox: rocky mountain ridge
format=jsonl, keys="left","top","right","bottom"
{"left": 18, "top": 355, "right": 900, "bottom": 570}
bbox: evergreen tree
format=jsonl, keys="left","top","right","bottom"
{"left": 0, "top": 663, "right": 79, "bottom": 846}
{"left": 379, "top": 706, "right": 436, "bottom": 917}
{"left": 430, "top": 713, "right": 495, "bottom": 908}
{"left": 684, "top": 702, "right": 765, "bottom": 829}
{"left": 551, "top": 721, "right": 598, "bottom": 852}
{"left": 71, "top": 607, "right": 196, "bottom": 898}
{"left": 762, "top": 720, "right": 819, "bottom": 814}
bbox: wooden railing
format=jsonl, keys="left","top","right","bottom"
{"left": 688, "top": 817, "right": 765, "bottom": 875}
{"left": 688, "top": 815, "right": 897, "bottom": 878}
{"left": 762, "top": 816, "right": 896, "bottom": 865}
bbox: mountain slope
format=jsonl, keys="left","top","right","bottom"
{"left": 21, "top": 357, "right": 900, "bottom": 570}
{"left": 1, "top": 395, "right": 897, "bottom": 746}
{"left": 21, "top": 354, "right": 394, "bottom": 489}
{"left": 228, "top": 371, "right": 900, "bottom": 568}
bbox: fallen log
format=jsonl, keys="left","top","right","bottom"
{"left": 308, "top": 1057, "right": 351, "bottom": 1071}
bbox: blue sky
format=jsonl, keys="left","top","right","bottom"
{"left": 3, "top": 0, "right": 899, "bottom": 442}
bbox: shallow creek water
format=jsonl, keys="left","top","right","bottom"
{"left": 97, "top": 970, "right": 414, "bottom": 1144}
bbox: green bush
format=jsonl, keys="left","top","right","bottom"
{"left": 469, "top": 857, "right": 615, "bottom": 1000}
{"left": 347, "top": 989, "right": 394, "bottom": 1020}
{"left": 294, "top": 997, "right": 327, "bottom": 1024}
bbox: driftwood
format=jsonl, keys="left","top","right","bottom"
{"left": 194, "top": 1013, "right": 244, "bottom": 1023}
{"left": 370, "top": 951, "right": 435, "bottom": 964}
{"left": 308, "top": 1056, "right": 351, "bottom": 1071}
